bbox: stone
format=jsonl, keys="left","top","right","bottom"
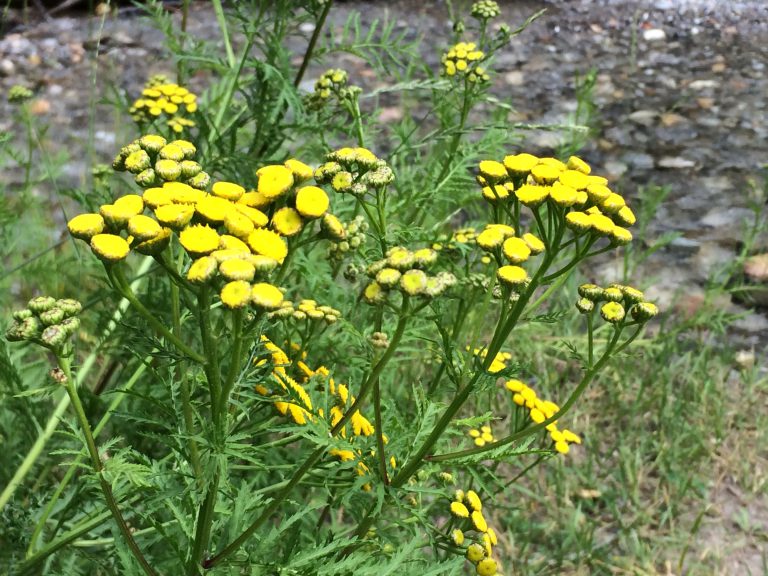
{"left": 504, "top": 70, "right": 525, "bottom": 86}
{"left": 658, "top": 156, "right": 695, "bottom": 169}
{"left": 0, "top": 58, "right": 15, "bottom": 76}
{"left": 628, "top": 109, "right": 658, "bottom": 126}
{"left": 744, "top": 254, "right": 768, "bottom": 283}
{"left": 688, "top": 79, "right": 720, "bottom": 91}
{"left": 643, "top": 29, "right": 667, "bottom": 42}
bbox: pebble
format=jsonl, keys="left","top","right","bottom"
{"left": 0, "top": 58, "right": 15, "bottom": 76}
{"left": 643, "top": 29, "right": 667, "bottom": 42}
{"left": 658, "top": 156, "right": 696, "bottom": 169}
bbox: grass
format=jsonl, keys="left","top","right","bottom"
{"left": 1, "top": 2, "right": 767, "bottom": 574}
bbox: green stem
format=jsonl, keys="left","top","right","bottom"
{"left": 60, "top": 357, "right": 157, "bottom": 576}
{"left": 211, "top": 0, "right": 235, "bottom": 67}
{"left": 203, "top": 312, "right": 410, "bottom": 569}
{"left": 109, "top": 266, "right": 205, "bottom": 364}
{"left": 189, "top": 469, "right": 221, "bottom": 574}
{"left": 220, "top": 309, "right": 244, "bottom": 414}
{"left": 27, "top": 356, "right": 152, "bottom": 554}
{"left": 2, "top": 258, "right": 154, "bottom": 518}
{"left": 294, "top": 1, "right": 333, "bottom": 87}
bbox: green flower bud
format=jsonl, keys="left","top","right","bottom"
{"left": 124, "top": 149, "right": 152, "bottom": 174}
{"left": 12, "top": 309, "right": 33, "bottom": 321}
{"left": 8, "top": 85, "right": 33, "bottom": 103}
{"left": 600, "top": 301, "right": 625, "bottom": 324}
{"left": 28, "top": 296, "right": 57, "bottom": 314}
{"left": 56, "top": 298, "right": 82, "bottom": 317}
{"left": 60, "top": 316, "right": 80, "bottom": 336}
{"left": 19, "top": 316, "right": 42, "bottom": 339}
{"left": 621, "top": 285, "right": 645, "bottom": 304}
{"left": 179, "top": 160, "right": 202, "bottom": 178}
{"left": 576, "top": 297, "right": 594, "bottom": 314}
{"left": 5, "top": 323, "right": 24, "bottom": 342}
{"left": 138, "top": 134, "right": 167, "bottom": 154}
{"left": 41, "top": 325, "right": 68, "bottom": 348}
{"left": 187, "top": 171, "right": 211, "bottom": 190}
{"left": 135, "top": 168, "right": 157, "bottom": 188}
{"left": 603, "top": 287, "right": 624, "bottom": 302}
{"left": 577, "top": 283, "right": 604, "bottom": 301}
{"left": 158, "top": 143, "right": 185, "bottom": 162}
{"left": 155, "top": 159, "right": 182, "bottom": 181}
{"left": 169, "top": 139, "right": 196, "bottom": 159}
{"left": 39, "top": 307, "right": 65, "bottom": 326}
{"left": 631, "top": 301, "right": 659, "bottom": 322}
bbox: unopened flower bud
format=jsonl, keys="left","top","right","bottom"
{"left": 41, "top": 324, "right": 67, "bottom": 348}
{"left": 39, "top": 307, "right": 65, "bottom": 326}
{"left": 187, "top": 171, "right": 211, "bottom": 190}
{"left": 180, "top": 160, "right": 202, "bottom": 178}
{"left": 28, "top": 296, "right": 57, "bottom": 314}
{"left": 576, "top": 297, "right": 594, "bottom": 314}
{"left": 60, "top": 316, "right": 80, "bottom": 336}
{"left": 631, "top": 301, "right": 659, "bottom": 322}
{"left": 124, "top": 150, "right": 151, "bottom": 174}
{"left": 577, "top": 283, "right": 604, "bottom": 301}
{"left": 155, "top": 159, "right": 182, "bottom": 181}
{"left": 13, "top": 309, "right": 33, "bottom": 321}
{"left": 134, "top": 168, "right": 157, "bottom": 188}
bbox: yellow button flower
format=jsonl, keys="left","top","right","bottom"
{"left": 466, "top": 543, "right": 485, "bottom": 563}
{"left": 515, "top": 184, "right": 549, "bottom": 206}
{"left": 220, "top": 280, "right": 252, "bottom": 309}
{"left": 224, "top": 210, "right": 255, "bottom": 239}
{"left": 497, "top": 265, "right": 529, "bottom": 287}
{"left": 566, "top": 155, "right": 591, "bottom": 174}
{"left": 363, "top": 281, "right": 385, "bottom": 304}
{"left": 127, "top": 214, "right": 162, "bottom": 241}
{"left": 68, "top": 213, "right": 104, "bottom": 240}
{"left": 295, "top": 186, "right": 330, "bottom": 218}
{"left": 284, "top": 158, "right": 313, "bottom": 182}
{"left": 219, "top": 258, "right": 256, "bottom": 282}
{"left": 247, "top": 228, "right": 288, "bottom": 263}
{"left": 196, "top": 195, "right": 234, "bottom": 223}
{"left": 90, "top": 234, "right": 130, "bottom": 262}
{"left": 211, "top": 181, "right": 245, "bottom": 202}
{"left": 400, "top": 269, "right": 428, "bottom": 296}
{"left": 502, "top": 237, "right": 531, "bottom": 264}
{"left": 481, "top": 184, "right": 509, "bottom": 203}
{"left": 219, "top": 234, "right": 250, "bottom": 252}
{"left": 558, "top": 169, "right": 590, "bottom": 190}
{"left": 187, "top": 256, "right": 218, "bottom": 284}
{"left": 503, "top": 153, "right": 539, "bottom": 175}
{"left": 478, "top": 160, "right": 507, "bottom": 182}
{"left": 256, "top": 165, "right": 294, "bottom": 199}
{"left": 142, "top": 186, "right": 173, "bottom": 208}
{"left": 476, "top": 557, "right": 497, "bottom": 576}
{"left": 99, "top": 204, "right": 133, "bottom": 229}
{"left": 251, "top": 282, "right": 284, "bottom": 310}
{"left": 238, "top": 190, "right": 272, "bottom": 209}
{"left": 179, "top": 224, "right": 220, "bottom": 256}
{"left": 165, "top": 181, "right": 205, "bottom": 204}
{"left": 550, "top": 182, "right": 579, "bottom": 207}
{"left": 616, "top": 205, "right": 636, "bottom": 226}
{"left": 531, "top": 163, "right": 561, "bottom": 184}
{"left": 600, "top": 301, "right": 625, "bottom": 323}
{"left": 155, "top": 204, "right": 194, "bottom": 229}
{"left": 522, "top": 233, "right": 545, "bottom": 254}
{"left": 450, "top": 501, "right": 470, "bottom": 518}
{"left": 271, "top": 207, "right": 304, "bottom": 237}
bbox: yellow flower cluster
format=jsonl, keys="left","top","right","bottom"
{"left": 315, "top": 147, "right": 394, "bottom": 198}
{"left": 476, "top": 154, "right": 636, "bottom": 246}
{"left": 112, "top": 134, "right": 210, "bottom": 189}
{"left": 71, "top": 135, "right": 347, "bottom": 313}
{"left": 441, "top": 42, "right": 489, "bottom": 83}
{"left": 255, "top": 338, "right": 393, "bottom": 489}
{"left": 129, "top": 75, "right": 198, "bottom": 133}
{"left": 269, "top": 298, "right": 341, "bottom": 325}
{"left": 448, "top": 489, "right": 502, "bottom": 575}
{"left": 306, "top": 68, "right": 361, "bottom": 111}
{"left": 504, "top": 379, "right": 581, "bottom": 455}
{"left": 470, "top": 347, "right": 511, "bottom": 374}
{"left": 363, "top": 246, "right": 456, "bottom": 303}
{"left": 576, "top": 282, "right": 659, "bottom": 324}
{"left": 468, "top": 425, "right": 495, "bottom": 447}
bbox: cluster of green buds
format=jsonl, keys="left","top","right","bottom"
{"left": 326, "top": 215, "right": 368, "bottom": 262}
{"left": 576, "top": 283, "right": 659, "bottom": 324}
{"left": 7, "top": 85, "right": 33, "bottom": 104}
{"left": 362, "top": 246, "right": 456, "bottom": 303}
{"left": 315, "top": 147, "right": 394, "bottom": 198}
{"left": 448, "top": 490, "right": 501, "bottom": 576}
{"left": 112, "top": 134, "right": 210, "bottom": 190}
{"left": 5, "top": 297, "right": 82, "bottom": 353}
{"left": 269, "top": 299, "right": 341, "bottom": 325}
{"left": 369, "top": 331, "right": 389, "bottom": 349}
{"left": 441, "top": 41, "right": 489, "bottom": 83}
{"left": 129, "top": 75, "right": 198, "bottom": 134}
{"left": 471, "top": 0, "right": 501, "bottom": 21}
{"left": 305, "top": 68, "right": 361, "bottom": 111}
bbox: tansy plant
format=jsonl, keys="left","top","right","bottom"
{"left": 2, "top": 3, "right": 659, "bottom": 576}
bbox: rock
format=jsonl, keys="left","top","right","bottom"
{"left": 299, "top": 22, "right": 316, "bottom": 34}
{"left": 628, "top": 109, "right": 658, "bottom": 126}
{"left": 29, "top": 99, "right": 51, "bottom": 115}
{"left": 603, "top": 160, "right": 628, "bottom": 180}
{"left": 622, "top": 151, "right": 655, "bottom": 170}
{"left": 688, "top": 79, "right": 720, "bottom": 90}
{"left": 643, "top": 29, "right": 667, "bottom": 42}
{"left": 378, "top": 107, "right": 403, "bottom": 123}
{"left": 504, "top": 70, "right": 525, "bottom": 86}
{"left": 697, "top": 97, "right": 715, "bottom": 109}
{"left": 731, "top": 310, "right": 768, "bottom": 334}
{"left": 658, "top": 156, "right": 696, "bottom": 169}
{"left": 660, "top": 112, "right": 687, "bottom": 126}
{"left": 734, "top": 349, "right": 756, "bottom": 370}
{"left": 744, "top": 254, "right": 768, "bottom": 282}
{"left": 0, "top": 58, "right": 15, "bottom": 76}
